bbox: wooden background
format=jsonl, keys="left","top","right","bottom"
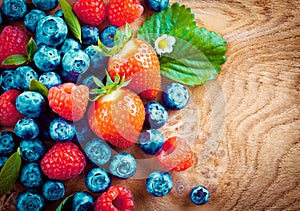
{"left": 1, "top": 0, "right": 299, "bottom": 210}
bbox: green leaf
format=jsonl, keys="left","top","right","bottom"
{"left": 1, "top": 54, "right": 27, "bottom": 66}
{"left": 92, "top": 76, "right": 104, "bottom": 88}
{"left": 56, "top": 194, "right": 75, "bottom": 211}
{"left": 0, "top": 148, "right": 22, "bottom": 197}
{"left": 60, "top": 0, "right": 82, "bottom": 43}
{"left": 26, "top": 37, "right": 37, "bottom": 62}
{"left": 29, "top": 79, "right": 49, "bottom": 98}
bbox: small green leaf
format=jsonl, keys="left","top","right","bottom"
{"left": 1, "top": 54, "right": 27, "bottom": 66}
{"left": 60, "top": 0, "right": 82, "bottom": 43}
{"left": 0, "top": 148, "right": 22, "bottom": 197}
{"left": 92, "top": 76, "right": 104, "bottom": 88}
{"left": 26, "top": 37, "right": 38, "bottom": 62}
{"left": 29, "top": 79, "right": 49, "bottom": 98}
{"left": 56, "top": 194, "right": 75, "bottom": 211}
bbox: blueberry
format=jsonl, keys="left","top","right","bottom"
{"left": 42, "top": 180, "right": 65, "bottom": 201}
{"left": 138, "top": 129, "right": 164, "bottom": 155}
{"left": 85, "top": 167, "right": 111, "bottom": 193}
{"left": 79, "top": 75, "right": 101, "bottom": 90}
{"left": 0, "top": 131, "right": 17, "bottom": 156}
{"left": 61, "top": 49, "right": 90, "bottom": 82}
{"left": 20, "top": 162, "right": 44, "bottom": 188}
{"left": 24, "top": 9, "right": 46, "bottom": 33}
{"left": 60, "top": 38, "right": 82, "bottom": 55}
{"left": 73, "top": 118, "right": 93, "bottom": 144}
{"left": 20, "top": 138, "right": 46, "bottom": 162}
{"left": 0, "top": 70, "right": 17, "bottom": 91}
{"left": 37, "top": 111, "right": 59, "bottom": 141}
{"left": 72, "top": 191, "right": 94, "bottom": 211}
{"left": 32, "top": 0, "right": 59, "bottom": 11}
{"left": 14, "top": 117, "right": 39, "bottom": 140}
{"left": 145, "top": 0, "right": 169, "bottom": 12}
{"left": 36, "top": 16, "right": 68, "bottom": 47}
{"left": 0, "top": 12, "right": 3, "bottom": 24}
{"left": 14, "top": 66, "right": 38, "bottom": 90}
{"left": 146, "top": 171, "right": 173, "bottom": 197}
{"left": 53, "top": 9, "right": 63, "bottom": 17}
{"left": 1, "top": 0, "right": 27, "bottom": 21}
{"left": 49, "top": 118, "right": 76, "bottom": 142}
{"left": 83, "top": 46, "right": 108, "bottom": 72}
{"left": 34, "top": 45, "right": 61, "bottom": 71}
{"left": 15, "top": 189, "right": 45, "bottom": 211}
{"left": 162, "top": 82, "right": 190, "bottom": 110}
{"left": 82, "top": 25, "right": 99, "bottom": 45}
{"left": 39, "top": 72, "right": 62, "bottom": 89}
{"left": 100, "top": 25, "right": 118, "bottom": 47}
{"left": 16, "top": 91, "right": 46, "bottom": 118}
{"left": 84, "top": 138, "right": 112, "bottom": 166}
{"left": 109, "top": 152, "right": 137, "bottom": 179}
{"left": 144, "top": 102, "right": 168, "bottom": 129}
{"left": 190, "top": 185, "right": 210, "bottom": 205}
{"left": 0, "top": 157, "right": 8, "bottom": 170}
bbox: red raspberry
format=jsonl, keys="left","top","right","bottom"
{"left": 73, "top": 0, "right": 106, "bottom": 25}
{"left": 40, "top": 142, "right": 86, "bottom": 180}
{"left": 0, "top": 26, "right": 29, "bottom": 69}
{"left": 0, "top": 90, "right": 24, "bottom": 127}
{"left": 157, "top": 136, "right": 194, "bottom": 172}
{"left": 48, "top": 83, "right": 89, "bottom": 121}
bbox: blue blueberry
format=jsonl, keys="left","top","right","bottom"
{"left": 79, "top": 75, "right": 101, "bottom": 90}
{"left": 32, "top": 0, "right": 59, "bottom": 11}
{"left": 20, "top": 138, "right": 46, "bottom": 162}
{"left": 85, "top": 167, "right": 111, "bottom": 193}
{"left": 84, "top": 138, "right": 112, "bottom": 166}
{"left": 20, "top": 162, "right": 44, "bottom": 188}
{"left": 36, "top": 16, "right": 68, "bottom": 47}
{"left": 100, "top": 25, "right": 118, "bottom": 47}
{"left": 0, "top": 70, "right": 17, "bottom": 91}
{"left": 49, "top": 118, "right": 76, "bottom": 142}
{"left": 146, "top": 171, "right": 173, "bottom": 197}
{"left": 0, "top": 12, "right": 3, "bottom": 24}
{"left": 42, "top": 180, "right": 66, "bottom": 201}
{"left": 144, "top": 102, "right": 168, "bottom": 129}
{"left": 53, "top": 9, "right": 63, "bottom": 17}
{"left": 1, "top": 0, "right": 27, "bottom": 21}
{"left": 145, "top": 0, "right": 169, "bottom": 12}
{"left": 60, "top": 38, "right": 82, "bottom": 55}
{"left": 72, "top": 191, "right": 94, "bottom": 211}
{"left": 15, "top": 189, "right": 45, "bottom": 211}
{"left": 61, "top": 49, "right": 90, "bottom": 82}
{"left": 16, "top": 91, "right": 46, "bottom": 118}
{"left": 138, "top": 129, "right": 164, "bottom": 155}
{"left": 83, "top": 46, "right": 108, "bottom": 72}
{"left": 34, "top": 45, "right": 61, "bottom": 71}
{"left": 73, "top": 118, "right": 93, "bottom": 144}
{"left": 14, "top": 66, "right": 38, "bottom": 90}
{"left": 24, "top": 9, "right": 46, "bottom": 33}
{"left": 190, "top": 185, "right": 210, "bottom": 205}
{"left": 0, "top": 156, "right": 8, "bottom": 170}
{"left": 39, "top": 72, "right": 62, "bottom": 89}
{"left": 37, "top": 111, "right": 59, "bottom": 141}
{"left": 0, "top": 131, "right": 17, "bottom": 156}
{"left": 162, "top": 82, "right": 190, "bottom": 110}
{"left": 82, "top": 25, "right": 99, "bottom": 45}
{"left": 14, "top": 117, "right": 39, "bottom": 140}
{"left": 109, "top": 152, "right": 137, "bottom": 179}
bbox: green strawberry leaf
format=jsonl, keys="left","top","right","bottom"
{"left": 29, "top": 79, "right": 49, "bottom": 98}
{"left": 56, "top": 193, "right": 75, "bottom": 211}
{"left": 0, "top": 148, "right": 22, "bottom": 198}
{"left": 26, "top": 37, "right": 38, "bottom": 62}
{"left": 1, "top": 54, "right": 27, "bottom": 66}
{"left": 60, "top": 0, "right": 82, "bottom": 43}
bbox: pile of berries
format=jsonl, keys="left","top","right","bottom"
{"left": 0, "top": 0, "right": 210, "bottom": 210}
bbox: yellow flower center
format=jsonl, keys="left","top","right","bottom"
{"left": 158, "top": 39, "right": 168, "bottom": 49}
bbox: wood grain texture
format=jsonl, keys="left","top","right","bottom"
{"left": 0, "top": 0, "right": 299, "bottom": 210}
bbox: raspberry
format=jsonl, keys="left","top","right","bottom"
{"left": 48, "top": 83, "right": 89, "bottom": 121}
{"left": 40, "top": 142, "right": 86, "bottom": 180}
{"left": 0, "top": 90, "right": 24, "bottom": 127}
{"left": 95, "top": 185, "right": 134, "bottom": 211}
{"left": 73, "top": 0, "right": 106, "bottom": 26}
{"left": 0, "top": 26, "right": 29, "bottom": 69}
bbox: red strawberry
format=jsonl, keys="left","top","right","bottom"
{"left": 108, "top": 0, "right": 144, "bottom": 27}
{"left": 0, "top": 90, "right": 24, "bottom": 127}
{"left": 95, "top": 185, "right": 134, "bottom": 211}
{"left": 48, "top": 83, "right": 89, "bottom": 121}
{"left": 73, "top": 0, "right": 106, "bottom": 25}
{"left": 40, "top": 142, "right": 86, "bottom": 180}
{"left": 157, "top": 136, "right": 194, "bottom": 172}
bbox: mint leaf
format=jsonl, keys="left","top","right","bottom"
{"left": 60, "top": 0, "right": 82, "bottom": 43}
{"left": 56, "top": 194, "right": 75, "bottom": 211}
{"left": 0, "top": 148, "right": 21, "bottom": 197}
{"left": 29, "top": 79, "right": 49, "bottom": 98}
{"left": 1, "top": 54, "right": 27, "bottom": 66}
{"left": 26, "top": 37, "right": 38, "bottom": 62}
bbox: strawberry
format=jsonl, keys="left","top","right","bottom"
{"left": 48, "top": 83, "right": 89, "bottom": 121}
{"left": 157, "top": 136, "right": 194, "bottom": 172}
{"left": 0, "top": 26, "right": 29, "bottom": 69}
{"left": 73, "top": 0, "right": 106, "bottom": 26}
{"left": 40, "top": 142, "right": 86, "bottom": 180}
{"left": 88, "top": 74, "right": 145, "bottom": 148}
{"left": 0, "top": 90, "right": 24, "bottom": 127}
{"left": 108, "top": 0, "right": 144, "bottom": 27}
{"left": 95, "top": 185, "right": 134, "bottom": 211}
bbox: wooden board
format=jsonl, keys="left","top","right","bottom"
{"left": 0, "top": 0, "right": 299, "bottom": 210}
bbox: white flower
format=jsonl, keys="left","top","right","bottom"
{"left": 154, "top": 34, "right": 176, "bottom": 56}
